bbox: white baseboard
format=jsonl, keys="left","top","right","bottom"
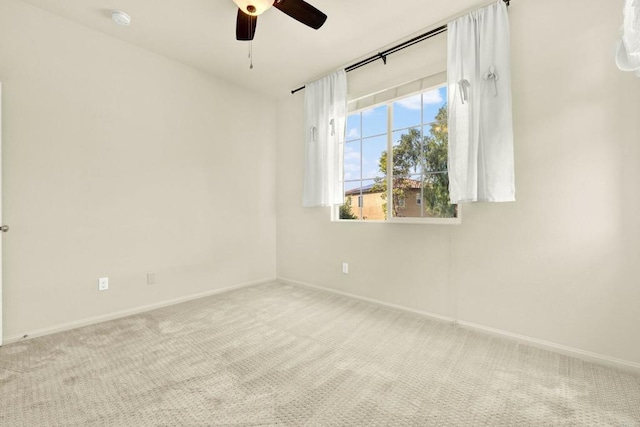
{"left": 279, "top": 277, "right": 456, "bottom": 324}
{"left": 455, "top": 320, "right": 640, "bottom": 374}
{"left": 278, "top": 277, "right": 640, "bottom": 375}
{"left": 3, "top": 277, "right": 276, "bottom": 346}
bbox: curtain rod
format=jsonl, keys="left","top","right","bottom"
{"left": 291, "top": 0, "right": 511, "bottom": 95}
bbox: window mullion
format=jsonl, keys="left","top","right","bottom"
{"left": 420, "top": 93, "right": 425, "bottom": 218}
{"left": 359, "top": 112, "right": 364, "bottom": 220}
{"left": 387, "top": 104, "right": 393, "bottom": 220}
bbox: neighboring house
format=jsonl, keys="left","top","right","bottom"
{"left": 345, "top": 180, "right": 423, "bottom": 220}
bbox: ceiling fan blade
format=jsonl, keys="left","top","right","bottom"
{"left": 273, "top": 0, "right": 327, "bottom": 30}
{"left": 236, "top": 8, "right": 258, "bottom": 40}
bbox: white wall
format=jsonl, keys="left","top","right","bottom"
{"left": 277, "top": 0, "right": 640, "bottom": 366}
{"left": 0, "top": 0, "right": 276, "bottom": 339}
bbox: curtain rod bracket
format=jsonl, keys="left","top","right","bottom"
{"left": 378, "top": 52, "right": 388, "bottom": 65}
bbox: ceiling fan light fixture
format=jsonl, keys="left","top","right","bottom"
{"left": 233, "top": 0, "right": 274, "bottom": 16}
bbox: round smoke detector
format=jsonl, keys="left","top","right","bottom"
{"left": 111, "top": 10, "right": 131, "bottom": 26}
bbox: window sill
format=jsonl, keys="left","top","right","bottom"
{"left": 332, "top": 217, "right": 461, "bottom": 225}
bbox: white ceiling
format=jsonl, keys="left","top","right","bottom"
{"left": 18, "top": 0, "right": 490, "bottom": 99}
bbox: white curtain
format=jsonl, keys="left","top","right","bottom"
{"left": 447, "top": 1, "right": 515, "bottom": 203}
{"left": 303, "top": 69, "right": 348, "bottom": 207}
{"left": 616, "top": 0, "right": 640, "bottom": 76}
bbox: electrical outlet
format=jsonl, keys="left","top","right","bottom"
{"left": 342, "top": 263, "right": 349, "bottom": 274}
{"left": 98, "top": 277, "right": 109, "bottom": 291}
{"left": 147, "top": 273, "right": 156, "bottom": 285}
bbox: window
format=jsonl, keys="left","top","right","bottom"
{"left": 338, "top": 83, "right": 459, "bottom": 223}
{"left": 398, "top": 196, "right": 406, "bottom": 208}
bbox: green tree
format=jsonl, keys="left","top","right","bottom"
{"left": 372, "top": 128, "right": 423, "bottom": 218}
{"left": 423, "top": 106, "right": 456, "bottom": 218}
{"left": 373, "top": 105, "right": 455, "bottom": 218}
{"left": 339, "top": 196, "right": 358, "bottom": 220}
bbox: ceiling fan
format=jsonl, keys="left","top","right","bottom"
{"left": 233, "top": 0, "right": 327, "bottom": 41}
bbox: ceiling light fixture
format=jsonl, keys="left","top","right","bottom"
{"left": 111, "top": 10, "right": 132, "bottom": 26}
{"left": 232, "top": 0, "right": 274, "bottom": 16}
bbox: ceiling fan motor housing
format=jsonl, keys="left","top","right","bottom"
{"left": 234, "top": 0, "right": 327, "bottom": 41}
{"left": 233, "top": 0, "right": 274, "bottom": 16}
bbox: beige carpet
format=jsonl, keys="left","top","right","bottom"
{"left": 1, "top": 282, "right": 639, "bottom": 426}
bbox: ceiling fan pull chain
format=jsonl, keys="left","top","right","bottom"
{"left": 249, "top": 41, "right": 254, "bottom": 69}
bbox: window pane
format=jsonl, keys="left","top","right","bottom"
{"left": 423, "top": 87, "right": 447, "bottom": 124}
{"left": 359, "top": 179, "right": 386, "bottom": 221}
{"left": 391, "top": 174, "right": 422, "bottom": 218}
{"left": 362, "top": 105, "right": 387, "bottom": 138}
{"left": 422, "top": 173, "right": 456, "bottom": 218}
{"left": 422, "top": 125, "right": 447, "bottom": 174}
{"left": 392, "top": 128, "right": 423, "bottom": 177}
{"left": 346, "top": 114, "right": 361, "bottom": 142}
{"left": 361, "top": 135, "right": 387, "bottom": 180}
{"left": 339, "top": 196, "right": 360, "bottom": 220}
{"left": 393, "top": 94, "right": 422, "bottom": 130}
{"left": 344, "top": 181, "right": 362, "bottom": 192}
{"left": 344, "top": 141, "right": 361, "bottom": 181}
{"left": 343, "top": 181, "right": 363, "bottom": 220}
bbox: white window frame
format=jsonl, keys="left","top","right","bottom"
{"left": 333, "top": 78, "right": 461, "bottom": 225}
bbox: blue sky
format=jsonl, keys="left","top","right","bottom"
{"left": 344, "top": 86, "right": 447, "bottom": 191}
